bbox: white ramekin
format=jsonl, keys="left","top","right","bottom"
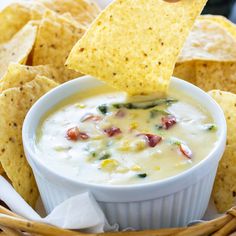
{"left": 23, "top": 76, "right": 226, "bottom": 230}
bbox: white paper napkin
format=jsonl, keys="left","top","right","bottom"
{"left": 0, "top": 176, "right": 117, "bottom": 233}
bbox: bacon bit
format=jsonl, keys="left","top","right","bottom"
{"left": 104, "top": 127, "right": 121, "bottom": 137}
{"left": 66, "top": 127, "right": 89, "bottom": 141}
{"left": 81, "top": 114, "right": 102, "bottom": 122}
{"left": 66, "top": 127, "right": 79, "bottom": 140}
{"left": 139, "top": 133, "right": 162, "bottom": 147}
{"left": 115, "top": 109, "right": 126, "bottom": 118}
{"left": 179, "top": 143, "right": 192, "bottom": 159}
{"left": 161, "top": 115, "right": 176, "bottom": 129}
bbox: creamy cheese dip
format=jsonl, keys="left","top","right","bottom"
{"left": 36, "top": 85, "right": 218, "bottom": 185}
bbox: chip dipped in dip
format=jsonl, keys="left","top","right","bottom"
{"left": 36, "top": 84, "right": 218, "bottom": 185}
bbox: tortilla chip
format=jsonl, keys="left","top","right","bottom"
{"left": 37, "top": 0, "right": 100, "bottom": 26}
{"left": 32, "top": 10, "right": 85, "bottom": 83}
{"left": 199, "top": 15, "right": 236, "bottom": 39}
{"left": 66, "top": 0, "right": 207, "bottom": 95}
{"left": 208, "top": 90, "right": 236, "bottom": 212}
{"left": 173, "top": 62, "right": 196, "bottom": 84}
{"left": 0, "top": 3, "right": 31, "bottom": 44}
{"left": 195, "top": 61, "right": 236, "bottom": 94}
{"left": 0, "top": 64, "right": 60, "bottom": 92}
{"left": 22, "top": 2, "right": 48, "bottom": 21}
{"left": 0, "top": 76, "right": 58, "bottom": 207}
{"left": 178, "top": 19, "right": 236, "bottom": 63}
{"left": 0, "top": 2, "right": 47, "bottom": 44}
{"left": 0, "top": 22, "right": 37, "bottom": 79}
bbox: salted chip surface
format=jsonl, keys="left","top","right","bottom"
{"left": 0, "top": 22, "right": 37, "bottom": 79}
{"left": 32, "top": 10, "right": 85, "bottom": 83}
{"left": 199, "top": 15, "right": 236, "bottom": 39}
{"left": 195, "top": 61, "right": 236, "bottom": 94}
{"left": 179, "top": 19, "right": 236, "bottom": 63}
{"left": 0, "top": 63, "right": 59, "bottom": 92}
{"left": 173, "top": 62, "right": 196, "bottom": 84}
{"left": 66, "top": 0, "right": 207, "bottom": 95}
{"left": 0, "top": 76, "right": 58, "bottom": 207}
{"left": 37, "top": 0, "right": 100, "bottom": 26}
{"left": 208, "top": 90, "right": 236, "bottom": 212}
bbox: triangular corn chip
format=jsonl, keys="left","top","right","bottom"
{"left": 37, "top": 0, "right": 100, "bottom": 26}
{"left": 209, "top": 90, "right": 236, "bottom": 212}
{"left": 0, "top": 22, "right": 37, "bottom": 79}
{"left": 199, "top": 15, "right": 236, "bottom": 39}
{"left": 0, "top": 63, "right": 60, "bottom": 92}
{"left": 66, "top": 0, "right": 207, "bottom": 95}
{"left": 196, "top": 61, "right": 236, "bottom": 94}
{"left": 32, "top": 10, "right": 85, "bottom": 83}
{"left": 0, "top": 2, "right": 47, "bottom": 44}
{"left": 179, "top": 19, "right": 236, "bottom": 62}
{"left": 173, "top": 62, "right": 196, "bottom": 84}
{"left": 0, "top": 76, "right": 58, "bottom": 207}
{"left": 0, "top": 3, "right": 31, "bottom": 44}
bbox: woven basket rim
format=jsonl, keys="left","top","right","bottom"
{"left": 0, "top": 204, "right": 236, "bottom": 236}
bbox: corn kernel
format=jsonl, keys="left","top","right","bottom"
{"left": 130, "top": 121, "right": 138, "bottom": 129}
{"left": 132, "top": 140, "right": 146, "bottom": 151}
{"left": 101, "top": 159, "right": 119, "bottom": 171}
{"left": 131, "top": 165, "right": 141, "bottom": 171}
{"left": 75, "top": 103, "right": 86, "bottom": 108}
{"left": 154, "top": 166, "right": 161, "bottom": 171}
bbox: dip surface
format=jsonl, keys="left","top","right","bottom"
{"left": 36, "top": 85, "right": 218, "bottom": 185}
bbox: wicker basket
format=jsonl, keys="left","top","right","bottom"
{"left": 0, "top": 205, "right": 236, "bottom": 236}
